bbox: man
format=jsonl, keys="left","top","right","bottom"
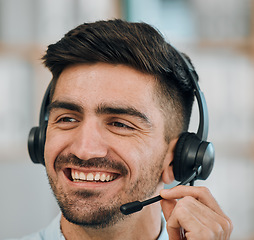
{"left": 15, "top": 19, "right": 232, "bottom": 239}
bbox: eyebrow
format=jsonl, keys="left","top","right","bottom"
{"left": 48, "top": 100, "right": 152, "bottom": 126}
{"left": 48, "top": 101, "right": 83, "bottom": 114}
{"left": 96, "top": 104, "right": 151, "bottom": 125}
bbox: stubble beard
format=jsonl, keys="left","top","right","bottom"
{"left": 47, "top": 152, "right": 166, "bottom": 229}
{"left": 48, "top": 179, "right": 127, "bottom": 229}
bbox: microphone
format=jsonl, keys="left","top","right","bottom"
{"left": 120, "top": 170, "right": 199, "bottom": 215}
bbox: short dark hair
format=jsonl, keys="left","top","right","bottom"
{"left": 42, "top": 19, "right": 196, "bottom": 142}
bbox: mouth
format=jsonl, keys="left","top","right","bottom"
{"left": 64, "top": 168, "right": 119, "bottom": 183}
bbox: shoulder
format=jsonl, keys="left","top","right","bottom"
{"left": 4, "top": 213, "right": 63, "bottom": 240}
{"left": 5, "top": 231, "right": 45, "bottom": 240}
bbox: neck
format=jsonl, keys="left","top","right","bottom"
{"left": 60, "top": 201, "right": 162, "bottom": 240}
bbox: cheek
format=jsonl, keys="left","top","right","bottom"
{"left": 111, "top": 137, "right": 161, "bottom": 178}
{"left": 128, "top": 137, "right": 168, "bottom": 179}
{"left": 44, "top": 129, "right": 69, "bottom": 169}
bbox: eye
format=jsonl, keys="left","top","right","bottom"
{"left": 53, "top": 116, "right": 80, "bottom": 130}
{"left": 106, "top": 119, "right": 138, "bottom": 136}
{"left": 111, "top": 121, "right": 133, "bottom": 129}
{"left": 57, "top": 117, "right": 77, "bottom": 123}
{"left": 107, "top": 118, "right": 137, "bottom": 133}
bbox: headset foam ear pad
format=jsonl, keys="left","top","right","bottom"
{"left": 173, "top": 132, "right": 189, "bottom": 181}
{"left": 27, "top": 124, "right": 47, "bottom": 165}
{"left": 173, "top": 132, "right": 201, "bottom": 182}
{"left": 37, "top": 123, "right": 47, "bottom": 166}
{"left": 28, "top": 126, "right": 40, "bottom": 164}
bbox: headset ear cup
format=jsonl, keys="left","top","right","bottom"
{"left": 28, "top": 124, "right": 47, "bottom": 166}
{"left": 28, "top": 81, "right": 51, "bottom": 166}
{"left": 28, "top": 127, "right": 40, "bottom": 164}
{"left": 195, "top": 141, "right": 215, "bottom": 180}
{"left": 173, "top": 133, "right": 201, "bottom": 182}
{"left": 173, "top": 132, "right": 190, "bottom": 181}
{"left": 38, "top": 123, "right": 47, "bottom": 166}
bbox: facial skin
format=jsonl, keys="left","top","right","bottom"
{"left": 44, "top": 63, "right": 175, "bottom": 233}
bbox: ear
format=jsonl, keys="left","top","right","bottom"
{"left": 161, "top": 138, "right": 178, "bottom": 184}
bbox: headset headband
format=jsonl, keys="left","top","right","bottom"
{"left": 174, "top": 49, "right": 208, "bottom": 141}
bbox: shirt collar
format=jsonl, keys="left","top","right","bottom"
{"left": 53, "top": 213, "right": 167, "bottom": 240}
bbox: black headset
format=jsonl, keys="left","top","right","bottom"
{"left": 172, "top": 49, "right": 215, "bottom": 183}
{"left": 28, "top": 48, "right": 215, "bottom": 191}
{"left": 28, "top": 81, "right": 51, "bottom": 166}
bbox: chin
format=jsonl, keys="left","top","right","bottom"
{"left": 59, "top": 199, "right": 126, "bottom": 229}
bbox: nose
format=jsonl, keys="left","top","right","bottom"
{"left": 70, "top": 119, "right": 108, "bottom": 160}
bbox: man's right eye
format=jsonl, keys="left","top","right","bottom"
{"left": 53, "top": 116, "right": 79, "bottom": 130}
{"left": 56, "top": 117, "right": 77, "bottom": 123}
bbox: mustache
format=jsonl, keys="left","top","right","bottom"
{"left": 54, "top": 154, "right": 129, "bottom": 176}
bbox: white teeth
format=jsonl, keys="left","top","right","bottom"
{"left": 80, "top": 172, "right": 86, "bottom": 180}
{"left": 100, "top": 173, "right": 106, "bottom": 182}
{"left": 75, "top": 171, "right": 79, "bottom": 180}
{"left": 106, "top": 175, "right": 110, "bottom": 181}
{"left": 87, "top": 173, "right": 94, "bottom": 181}
{"left": 95, "top": 173, "right": 100, "bottom": 181}
{"left": 71, "top": 170, "right": 116, "bottom": 182}
{"left": 71, "top": 170, "right": 75, "bottom": 180}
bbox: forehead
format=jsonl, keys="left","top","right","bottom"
{"left": 53, "top": 63, "right": 159, "bottom": 110}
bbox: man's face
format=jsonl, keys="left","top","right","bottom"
{"left": 44, "top": 63, "right": 173, "bottom": 228}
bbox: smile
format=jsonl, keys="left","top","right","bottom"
{"left": 70, "top": 169, "right": 118, "bottom": 182}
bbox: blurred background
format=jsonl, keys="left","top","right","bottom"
{"left": 0, "top": 0, "right": 253, "bottom": 239}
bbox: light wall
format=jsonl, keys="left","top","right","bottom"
{"left": 1, "top": 0, "right": 253, "bottom": 239}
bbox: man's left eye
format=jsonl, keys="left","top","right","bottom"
{"left": 110, "top": 122, "right": 133, "bottom": 129}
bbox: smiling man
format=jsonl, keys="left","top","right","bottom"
{"left": 13, "top": 19, "right": 232, "bottom": 239}
{"left": 45, "top": 63, "right": 169, "bottom": 233}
